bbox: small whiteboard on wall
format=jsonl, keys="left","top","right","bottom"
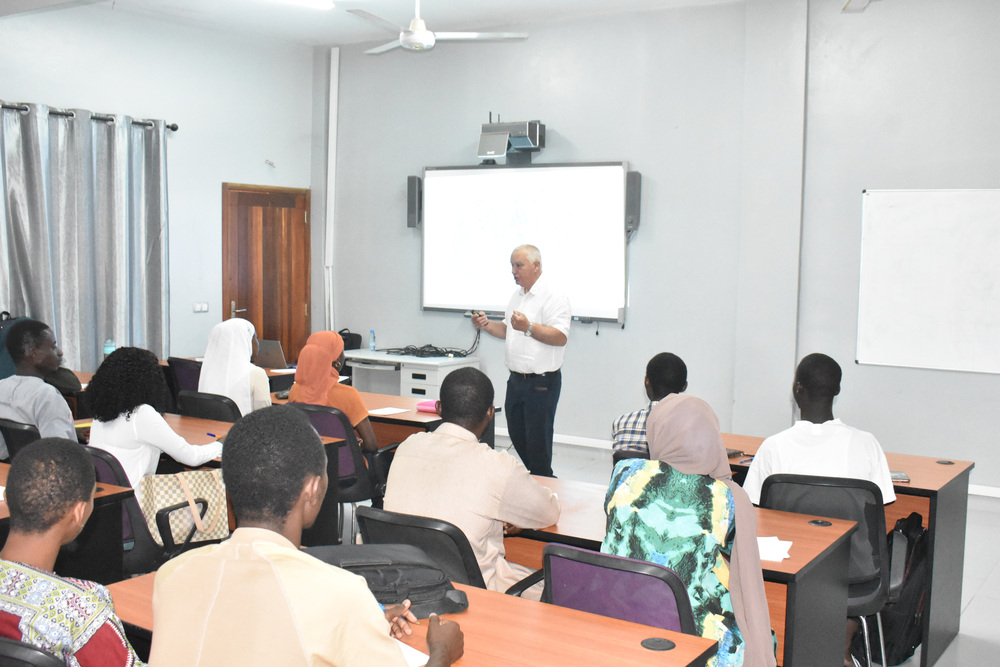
{"left": 857, "top": 189, "right": 1000, "bottom": 374}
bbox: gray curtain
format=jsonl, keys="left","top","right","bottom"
{"left": 0, "top": 102, "right": 169, "bottom": 371}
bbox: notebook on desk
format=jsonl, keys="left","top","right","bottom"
{"left": 253, "top": 339, "right": 288, "bottom": 369}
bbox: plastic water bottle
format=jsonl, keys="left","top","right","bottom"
{"left": 103, "top": 339, "right": 115, "bottom": 360}
{"left": 368, "top": 329, "right": 376, "bottom": 352}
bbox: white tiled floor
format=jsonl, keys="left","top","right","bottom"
{"left": 534, "top": 440, "right": 1000, "bottom": 667}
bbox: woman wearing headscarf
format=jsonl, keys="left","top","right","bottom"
{"left": 602, "top": 394, "right": 776, "bottom": 667}
{"left": 288, "top": 331, "right": 378, "bottom": 452}
{"left": 198, "top": 318, "right": 271, "bottom": 417}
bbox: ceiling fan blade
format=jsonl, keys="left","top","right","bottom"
{"left": 433, "top": 32, "right": 528, "bottom": 42}
{"left": 347, "top": 9, "right": 405, "bottom": 35}
{"left": 364, "top": 39, "right": 403, "bottom": 54}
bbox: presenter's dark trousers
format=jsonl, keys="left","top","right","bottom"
{"left": 505, "top": 369, "right": 561, "bottom": 477}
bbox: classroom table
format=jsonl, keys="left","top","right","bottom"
{"left": 724, "top": 434, "right": 974, "bottom": 667}
{"left": 0, "top": 463, "right": 133, "bottom": 584}
{"left": 504, "top": 477, "right": 856, "bottom": 666}
{"left": 107, "top": 572, "right": 719, "bottom": 666}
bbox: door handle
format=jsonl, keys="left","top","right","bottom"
{"left": 231, "top": 301, "right": 247, "bottom": 319}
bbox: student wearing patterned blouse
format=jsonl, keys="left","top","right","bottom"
{"left": 610, "top": 352, "right": 688, "bottom": 465}
{"left": 0, "top": 438, "right": 144, "bottom": 666}
{"left": 603, "top": 395, "right": 776, "bottom": 667}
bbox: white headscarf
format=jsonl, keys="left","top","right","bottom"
{"left": 198, "top": 318, "right": 257, "bottom": 417}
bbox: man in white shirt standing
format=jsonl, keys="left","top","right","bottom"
{"left": 472, "top": 245, "right": 571, "bottom": 477}
{"left": 0, "top": 319, "right": 76, "bottom": 458}
{"left": 742, "top": 352, "right": 896, "bottom": 505}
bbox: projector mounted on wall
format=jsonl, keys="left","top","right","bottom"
{"left": 477, "top": 121, "right": 545, "bottom": 165}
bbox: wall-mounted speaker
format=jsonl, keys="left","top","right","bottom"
{"left": 407, "top": 175, "right": 422, "bottom": 228}
{"left": 625, "top": 171, "right": 641, "bottom": 238}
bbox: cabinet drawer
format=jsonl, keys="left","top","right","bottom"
{"left": 401, "top": 379, "right": 440, "bottom": 400}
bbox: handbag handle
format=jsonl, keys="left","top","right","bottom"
{"left": 177, "top": 473, "right": 225, "bottom": 534}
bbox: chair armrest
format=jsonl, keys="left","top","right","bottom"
{"left": 504, "top": 568, "right": 544, "bottom": 597}
{"left": 155, "top": 499, "right": 208, "bottom": 553}
{"left": 888, "top": 529, "right": 907, "bottom": 603}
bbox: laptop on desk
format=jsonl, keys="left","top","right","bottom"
{"left": 252, "top": 339, "right": 289, "bottom": 369}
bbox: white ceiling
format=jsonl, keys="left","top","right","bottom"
{"left": 3, "top": 0, "right": 732, "bottom": 48}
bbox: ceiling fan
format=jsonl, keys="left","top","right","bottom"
{"left": 347, "top": 0, "right": 527, "bottom": 54}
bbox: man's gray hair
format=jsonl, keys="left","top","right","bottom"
{"left": 514, "top": 244, "right": 541, "bottom": 264}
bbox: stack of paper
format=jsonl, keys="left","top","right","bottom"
{"left": 757, "top": 536, "right": 792, "bottom": 562}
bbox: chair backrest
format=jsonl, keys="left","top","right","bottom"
{"left": 177, "top": 389, "right": 242, "bottom": 422}
{"left": 167, "top": 356, "right": 202, "bottom": 392}
{"left": 81, "top": 445, "right": 166, "bottom": 576}
{"left": 0, "top": 418, "right": 41, "bottom": 461}
{"left": 541, "top": 544, "right": 697, "bottom": 635}
{"left": 759, "top": 473, "right": 889, "bottom": 616}
{"left": 356, "top": 506, "right": 486, "bottom": 588}
{"left": 0, "top": 637, "right": 65, "bottom": 667}
{"left": 371, "top": 443, "right": 399, "bottom": 500}
{"left": 287, "top": 403, "right": 374, "bottom": 502}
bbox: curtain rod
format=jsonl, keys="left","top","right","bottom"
{"left": 1, "top": 103, "right": 178, "bottom": 131}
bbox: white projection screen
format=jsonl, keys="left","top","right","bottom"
{"left": 857, "top": 189, "right": 1000, "bottom": 374}
{"left": 421, "top": 163, "right": 628, "bottom": 322}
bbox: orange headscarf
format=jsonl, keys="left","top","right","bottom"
{"left": 305, "top": 331, "right": 345, "bottom": 379}
{"left": 292, "top": 344, "right": 337, "bottom": 405}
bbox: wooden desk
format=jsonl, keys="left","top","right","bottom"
{"left": 108, "top": 573, "right": 719, "bottom": 666}
{"left": 504, "top": 477, "right": 855, "bottom": 667}
{"left": 724, "top": 434, "right": 974, "bottom": 667}
{"left": 0, "top": 464, "right": 133, "bottom": 584}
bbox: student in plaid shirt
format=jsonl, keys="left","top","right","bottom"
{"left": 611, "top": 353, "right": 687, "bottom": 465}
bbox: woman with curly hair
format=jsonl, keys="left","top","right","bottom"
{"left": 87, "top": 347, "right": 223, "bottom": 488}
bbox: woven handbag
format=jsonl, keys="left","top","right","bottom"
{"left": 139, "top": 469, "right": 229, "bottom": 547}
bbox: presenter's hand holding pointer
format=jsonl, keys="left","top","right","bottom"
{"left": 472, "top": 310, "right": 490, "bottom": 330}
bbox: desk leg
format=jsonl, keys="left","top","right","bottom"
{"left": 780, "top": 537, "right": 849, "bottom": 667}
{"left": 921, "top": 470, "right": 970, "bottom": 667}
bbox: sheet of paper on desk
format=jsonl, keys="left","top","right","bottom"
{"left": 269, "top": 368, "right": 296, "bottom": 374}
{"left": 395, "top": 639, "right": 428, "bottom": 666}
{"left": 369, "top": 407, "right": 409, "bottom": 416}
{"left": 757, "top": 536, "right": 792, "bottom": 561}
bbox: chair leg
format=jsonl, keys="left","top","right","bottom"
{"left": 350, "top": 502, "right": 359, "bottom": 544}
{"left": 859, "top": 616, "right": 873, "bottom": 667}
{"left": 338, "top": 503, "right": 345, "bottom": 543}
{"left": 875, "top": 612, "right": 888, "bottom": 667}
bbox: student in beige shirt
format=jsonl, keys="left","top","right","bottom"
{"left": 384, "top": 367, "right": 561, "bottom": 599}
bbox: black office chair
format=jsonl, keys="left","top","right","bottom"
{"left": 0, "top": 637, "right": 64, "bottom": 667}
{"left": 288, "top": 403, "right": 373, "bottom": 544}
{"left": 539, "top": 543, "right": 698, "bottom": 635}
{"left": 82, "top": 445, "right": 214, "bottom": 577}
{"left": 166, "top": 356, "right": 202, "bottom": 393}
{"left": 370, "top": 442, "right": 399, "bottom": 508}
{"left": 760, "top": 474, "right": 906, "bottom": 667}
{"left": 177, "top": 389, "right": 242, "bottom": 422}
{"left": 356, "top": 506, "right": 487, "bottom": 587}
{"left": 0, "top": 418, "right": 41, "bottom": 461}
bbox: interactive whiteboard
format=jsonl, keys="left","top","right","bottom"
{"left": 421, "top": 163, "right": 629, "bottom": 322}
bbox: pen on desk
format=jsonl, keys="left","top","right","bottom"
{"left": 738, "top": 457, "right": 753, "bottom": 464}
{"left": 207, "top": 432, "right": 217, "bottom": 438}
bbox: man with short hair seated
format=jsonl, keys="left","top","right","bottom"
{"left": 611, "top": 352, "right": 688, "bottom": 465}
{"left": 384, "top": 367, "right": 560, "bottom": 600}
{"left": 0, "top": 319, "right": 76, "bottom": 458}
{"left": 742, "top": 352, "right": 895, "bottom": 505}
{"left": 150, "top": 405, "right": 463, "bottom": 667}
{"left": 0, "top": 438, "right": 145, "bottom": 665}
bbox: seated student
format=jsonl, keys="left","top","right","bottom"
{"left": 741, "top": 353, "right": 895, "bottom": 505}
{"left": 0, "top": 438, "right": 145, "bottom": 665}
{"left": 289, "top": 331, "right": 379, "bottom": 452}
{"left": 383, "top": 367, "right": 560, "bottom": 600}
{"left": 87, "top": 347, "right": 223, "bottom": 489}
{"left": 603, "top": 395, "right": 776, "bottom": 667}
{"left": 611, "top": 352, "right": 688, "bottom": 465}
{"left": 0, "top": 318, "right": 76, "bottom": 458}
{"left": 150, "top": 405, "right": 463, "bottom": 667}
{"left": 197, "top": 318, "right": 271, "bottom": 417}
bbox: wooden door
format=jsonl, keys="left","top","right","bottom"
{"left": 222, "top": 184, "right": 310, "bottom": 365}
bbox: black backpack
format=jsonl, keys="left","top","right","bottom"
{"left": 306, "top": 543, "right": 469, "bottom": 619}
{"left": 851, "top": 512, "right": 929, "bottom": 666}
